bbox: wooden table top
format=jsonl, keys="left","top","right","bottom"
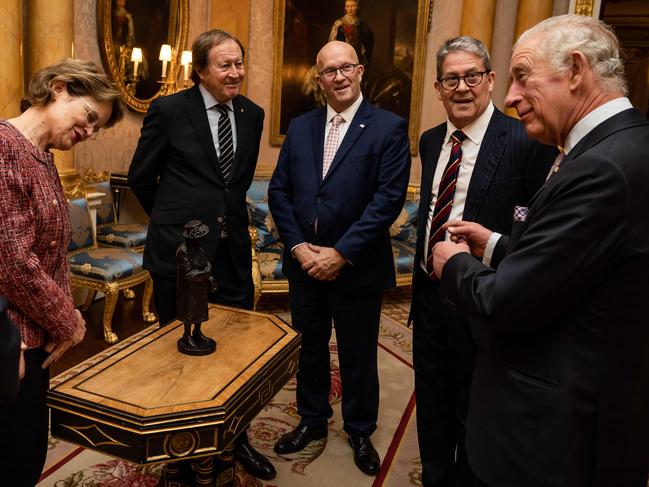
{"left": 48, "top": 305, "right": 299, "bottom": 424}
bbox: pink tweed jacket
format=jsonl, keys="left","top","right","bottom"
{"left": 0, "top": 120, "right": 78, "bottom": 349}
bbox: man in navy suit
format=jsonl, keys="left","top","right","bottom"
{"left": 129, "top": 29, "right": 274, "bottom": 481}
{"left": 433, "top": 15, "right": 649, "bottom": 486}
{"left": 411, "top": 36, "right": 556, "bottom": 487}
{"left": 268, "top": 40, "right": 410, "bottom": 476}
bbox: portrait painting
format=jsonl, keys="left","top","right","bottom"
{"left": 271, "top": 0, "right": 431, "bottom": 154}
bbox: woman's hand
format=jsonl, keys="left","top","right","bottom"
{"left": 42, "top": 310, "right": 86, "bottom": 369}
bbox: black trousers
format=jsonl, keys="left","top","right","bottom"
{"left": 289, "top": 279, "right": 382, "bottom": 438}
{"left": 0, "top": 348, "right": 50, "bottom": 487}
{"left": 152, "top": 237, "right": 254, "bottom": 325}
{"left": 412, "top": 268, "right": 478, "bottom": 487}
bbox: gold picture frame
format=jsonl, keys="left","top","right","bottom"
{"left": 271, "top": 0, "right": 431, "bottom": 155}
{"left": 570, "top": 0, "right": 602, "bottom": 17}
{"left": 97, "top": 0, "right": 189, "bottom": 113}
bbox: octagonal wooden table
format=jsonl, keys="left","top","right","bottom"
{"left": 47, "top": 304, "right": 300, "bottom": 486}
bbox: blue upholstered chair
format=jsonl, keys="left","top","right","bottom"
{"left": 246, "top": 179, "right": 417, "bottom": 308}
{"left": 67, "top": 195, "right": 157, "bottom": 344}
{"left": 83, "top": 170, "right": 147, "bottom": 252}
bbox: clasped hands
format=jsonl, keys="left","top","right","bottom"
{"left": 294, "top": 243, "right": 346, "bottom": 281}
{"left": 431, "top": 220, "right": 492, "bottom": 279}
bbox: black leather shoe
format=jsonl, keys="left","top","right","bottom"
{"left": 273, "top": 423, "right": 328, "bottom": 454}
{"left": 233, "top": 435, "right": 276, "bottom": 480}
{"left": 348, "top": 435, "right": 380, "bottom": 476}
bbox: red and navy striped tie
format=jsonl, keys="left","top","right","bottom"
{"left": 426, "top": 129, "right": 467, "bottom": 277}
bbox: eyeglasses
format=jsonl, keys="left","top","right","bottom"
{"left": 68, "top": 87, "right": 100, "bottom": 140}
{"left": 438, "top": 71, "right": 488, "bottom": 91}
{"left": 216, "top": 61, "right": 244, "bottom": 73}
{"left": 318, "top": 63, "right": 359, "bottom": 81}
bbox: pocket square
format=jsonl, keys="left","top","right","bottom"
{"left": 513, "top": 206, "right": 528, "bottom": 222}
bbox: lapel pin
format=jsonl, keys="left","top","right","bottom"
{"left": 359, "top": 123, "right": 365, "bottom": 128}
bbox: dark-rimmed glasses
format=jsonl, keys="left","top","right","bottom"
{"left": 438, "top": 71, "right": 488, "bottom": 91}
{"left": 318, "top": 63, "right": 359, "bottom": 81}
{"left": 68, "top": 87, "right": 100, "bottom": 139}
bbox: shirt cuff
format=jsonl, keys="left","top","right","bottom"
{"left": 291, "top": 242, "right": 308, "bottom": 255}
{"left": 482, "top": 232, "right": 502, "bottom": 267}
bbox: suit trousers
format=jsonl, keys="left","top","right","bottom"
{"left": 0, "top": 348, "right": 50, "bottom": 486}
{"left": 151, "top": 237, "right": 254, "bottom": 325}
{"left": 288, "top": 278, "right": 382, "bottom": 438}
{"left": 412, "top": 268, "right": 477, "bottom": 487}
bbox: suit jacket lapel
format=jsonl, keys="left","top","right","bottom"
{"left": 563, "top": 108, "right": 648, "bottom": 167}
{"left": 322, "top": 100, "right": 373, "bottom": 182}
{"left": 231, "top": 96, "right": 248, "bottom": 182}
{"left": 312, "top": 107, "right": 326, "bottom": 181}
{"left": 415, "top": 126, "right": 445, "bottom": 255}
{"left": 463, "top": 108, "right": 507, "bottom": 221}
{"left": 186, "top": 85, "right": 221, "bottom": 178}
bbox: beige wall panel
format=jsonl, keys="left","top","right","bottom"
{"left": 514, "top": 0, "right": 553, "bottom": 42}
{"left": 491, "top": 0, "right": 518, "bottom": 110}
{"left": 0, "top": 0, "right": 23, "bottom": 118}
{"left": 460, "top": 0, "right": 497, "bottom": 50}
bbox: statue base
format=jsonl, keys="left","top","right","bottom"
{"left": 177, "top": 336, "right": 217, "bottom": 356}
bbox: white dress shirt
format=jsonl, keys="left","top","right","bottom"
{"left": 199, "top": 84, "right": 237, "bottom": 158}
{"left": 421, "top": 102, "right": 495, "bottom": 271}
{"left": 324, "top": 93, "right": 364, "bottom": 154}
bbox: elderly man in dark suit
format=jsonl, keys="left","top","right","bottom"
{"left": 268, "top": 40, "right": 410, "bottom": 476}
{"left": 411, "top": 36, "right": 555, "bottom": 487}
{"left": 128, "top": 29, "right": 274, "bottom": 481}
{"left": 434, "top": 15, "right": 649, "bottom": 487}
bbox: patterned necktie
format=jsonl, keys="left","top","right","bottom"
{"left": 323, "top": 114, "right": 344, "bottom": 178}
{"left": 426, "top": 129, "right": 468, "bottom": 277}
{"left": 546, "top": 151, "right": 565, "bottom": 181}
{"left": 215, "top": 104, "right": 234, "bottom": 183}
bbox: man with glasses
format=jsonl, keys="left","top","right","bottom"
{"left": 128, "top": 29, "right": 275, "bottom": 482}
{"left": 268, "top": 40, "right": 410, "bottom": 476}
{"left": 410, "top": 36, "right": 556, "bottom": 487}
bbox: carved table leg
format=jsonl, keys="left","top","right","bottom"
{"left": 192, "top": 455, "right": 214, "bottom": 486}
{"left": 214, "top": 443, "right": 235, "bottom": 487}
{"left": 160, "top": 460, "right": 184, "bottom": 487}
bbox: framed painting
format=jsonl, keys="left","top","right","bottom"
{"left": 271, "top": 0, "right": 431, "bottom": 155}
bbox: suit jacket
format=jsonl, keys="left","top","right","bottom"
{"left": 442, "top": 108, "right": 649, "bottom": 486}
{"left": 268, "top": 99, "right": 411, "bottom": 292}
{"left": 411, "top": 108, "right": 556, "bottom": 339}
{"left": 128, "top": 86, "right": 264, "bottom": 281}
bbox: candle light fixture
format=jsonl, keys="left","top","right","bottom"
{"left": 180, "top": 50, "right": 192, "bottom": 87}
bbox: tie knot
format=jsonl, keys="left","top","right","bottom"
{"left": 215, "top": 104, "right": 229, "bottom": 116}
{"left": 451, "top": 130, "right": 467, "bottom": 144}
{"left": 331, "top": 114, "right": 344, "bottom": 127}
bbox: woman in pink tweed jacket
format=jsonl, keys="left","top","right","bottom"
{"left": 0, "top": 59, "right": 123, "bottom": 485}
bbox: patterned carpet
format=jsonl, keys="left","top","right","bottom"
{"left": 37, "top": 288, "right": 421, "bottom": 486}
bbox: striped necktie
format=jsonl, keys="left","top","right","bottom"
{"left": 426, "top": 129, "right": 467, "bottom": 277}
{"left": 215, "top": 104, "right": 234, "bottom": 183}
{"left": 545, "top": 151, "right": 565, "bottom": 181}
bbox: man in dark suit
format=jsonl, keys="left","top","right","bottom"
{"left": 268, "top": 40, "right": 410, "bottom": 476}
{"left": 433, "top": 15, "right": 649, "bottom": 487}
{"left": 128, "top": 29, "right": 275, "bottom": 481}
{"left": 411, "top": 36, "right": 555, "bottom": 487}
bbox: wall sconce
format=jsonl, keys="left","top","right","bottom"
{"left": 180, "top": 50, "right": 192, "bottom": 87}
{"left": 123, "top": 44, "right": 192, "bottom": 96}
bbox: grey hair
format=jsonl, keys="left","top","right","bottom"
{"left": 516, "top": 14, "right": 627, "bottom": 95}
{"left": 436, "top": 36, "right": 492, "bottom": 79}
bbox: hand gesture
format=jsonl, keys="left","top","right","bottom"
{"left": 42, "top": 309, "right": 86, "bottom": 369}
{"left": 443, "top": 220, "right": 492, "bottom": 258}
